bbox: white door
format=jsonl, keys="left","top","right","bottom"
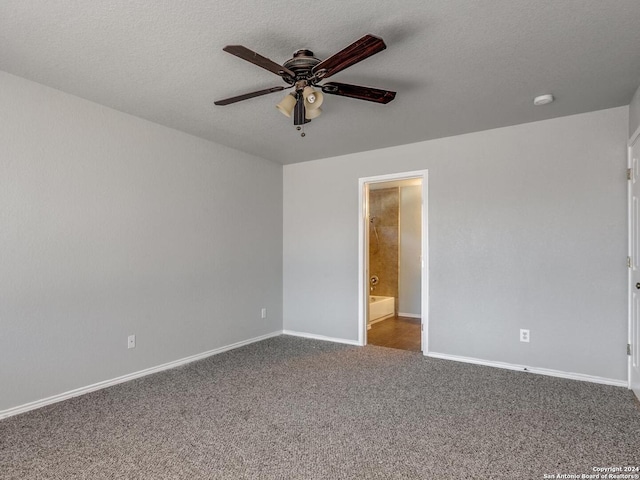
{"left": 629, "top": 138, "right": 640, "bottom": 400}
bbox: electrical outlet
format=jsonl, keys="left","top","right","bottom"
{"left": 520, "top": 329, "right": 530, "bottom": 343}
{"left": 128, "top": 334, "right": 136, "bottom": 349}
{"left": 261, "top": 308, "right": 267, "bottom": 319}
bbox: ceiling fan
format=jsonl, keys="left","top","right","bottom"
{"left": 214, "top": 34, "right": 396, "bottom": 135}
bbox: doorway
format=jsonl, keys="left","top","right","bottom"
{"left": 358, "top": 170, "right": 428, "bottom": 353}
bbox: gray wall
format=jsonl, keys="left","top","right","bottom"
{"left": 283, "top": 107, "right": 628, "bottom": 381}
{"left": 0, "top": 71, "right": 283, "bottom": 412}
{"left": 630, "top": 84, "right": 640, "bottom": 138}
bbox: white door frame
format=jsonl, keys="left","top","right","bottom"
{"left": 628, "top": 141, "right": 632, "bottom": 391}
{"left": 357, "top": 170, "right": 429, "bottom": 353}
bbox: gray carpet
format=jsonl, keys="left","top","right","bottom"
{"left": 1, "top": 336, "right": 639, "bottom": 479}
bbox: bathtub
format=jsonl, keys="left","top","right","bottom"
{"left": 369, "top": 295, "right": 395, "bottom": 324}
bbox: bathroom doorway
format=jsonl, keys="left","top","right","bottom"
{"left": 358, "top": 170, "right": 428, "bottom": 353}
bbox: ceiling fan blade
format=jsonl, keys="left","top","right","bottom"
{"left": 320, "top": 82, "right": 396, "bottom": 104}
{"left": 214, "top": 86, "right": 287, "bottom": 106}
{"left": 223, "top": 45, "right": 295, "bottom": 79}
{"left": 312, "top": 34, "right": 386, "bottom": 79}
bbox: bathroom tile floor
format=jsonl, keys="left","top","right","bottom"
{"left": 367, "top": 316, "right": 421, "bottom": 352}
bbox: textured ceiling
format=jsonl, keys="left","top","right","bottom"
{"left": 1, "top": 1, "right": 640, "bottom": 164}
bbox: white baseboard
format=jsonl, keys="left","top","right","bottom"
{"left": 282, "top": 329, "right": 362, "bottom": 346}
{"left": 398, "top": 312, "right": 421, "bottom": 319}
{"left": 427, "top": 352, "right": 628, "bottom": 388}
{"left": 0, "top": 331, "right": 282, "bottom": 420}
{"left": 6, "top": 334, "right": 624, "bottom": 420}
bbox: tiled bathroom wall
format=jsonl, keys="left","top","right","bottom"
{"left": 369, "top": 187, "right": 399, "bottom": 311}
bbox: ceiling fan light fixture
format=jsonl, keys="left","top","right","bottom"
{"left": 276, "top": 93, "right": 297, "bottom": 117}
{"left": 302, "top": 86, "right": 323, "bottom": 110}
{"left": 305, "top": 107, "right": 322, "bottom": 120}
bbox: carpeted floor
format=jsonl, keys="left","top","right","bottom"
{"left": 1, "top": 336, "right": 639, "bottom": 479}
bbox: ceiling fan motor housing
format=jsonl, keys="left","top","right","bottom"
{"left": 283, "top": 50, "right": 322, "bottom": 84}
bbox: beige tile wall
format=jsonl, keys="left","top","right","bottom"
{"left": 369, "top": 187, "right": 399, "bottom": 312}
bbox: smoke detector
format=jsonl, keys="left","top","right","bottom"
{"left": 533, "top": 94, "right": 554, "bottom": 106}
